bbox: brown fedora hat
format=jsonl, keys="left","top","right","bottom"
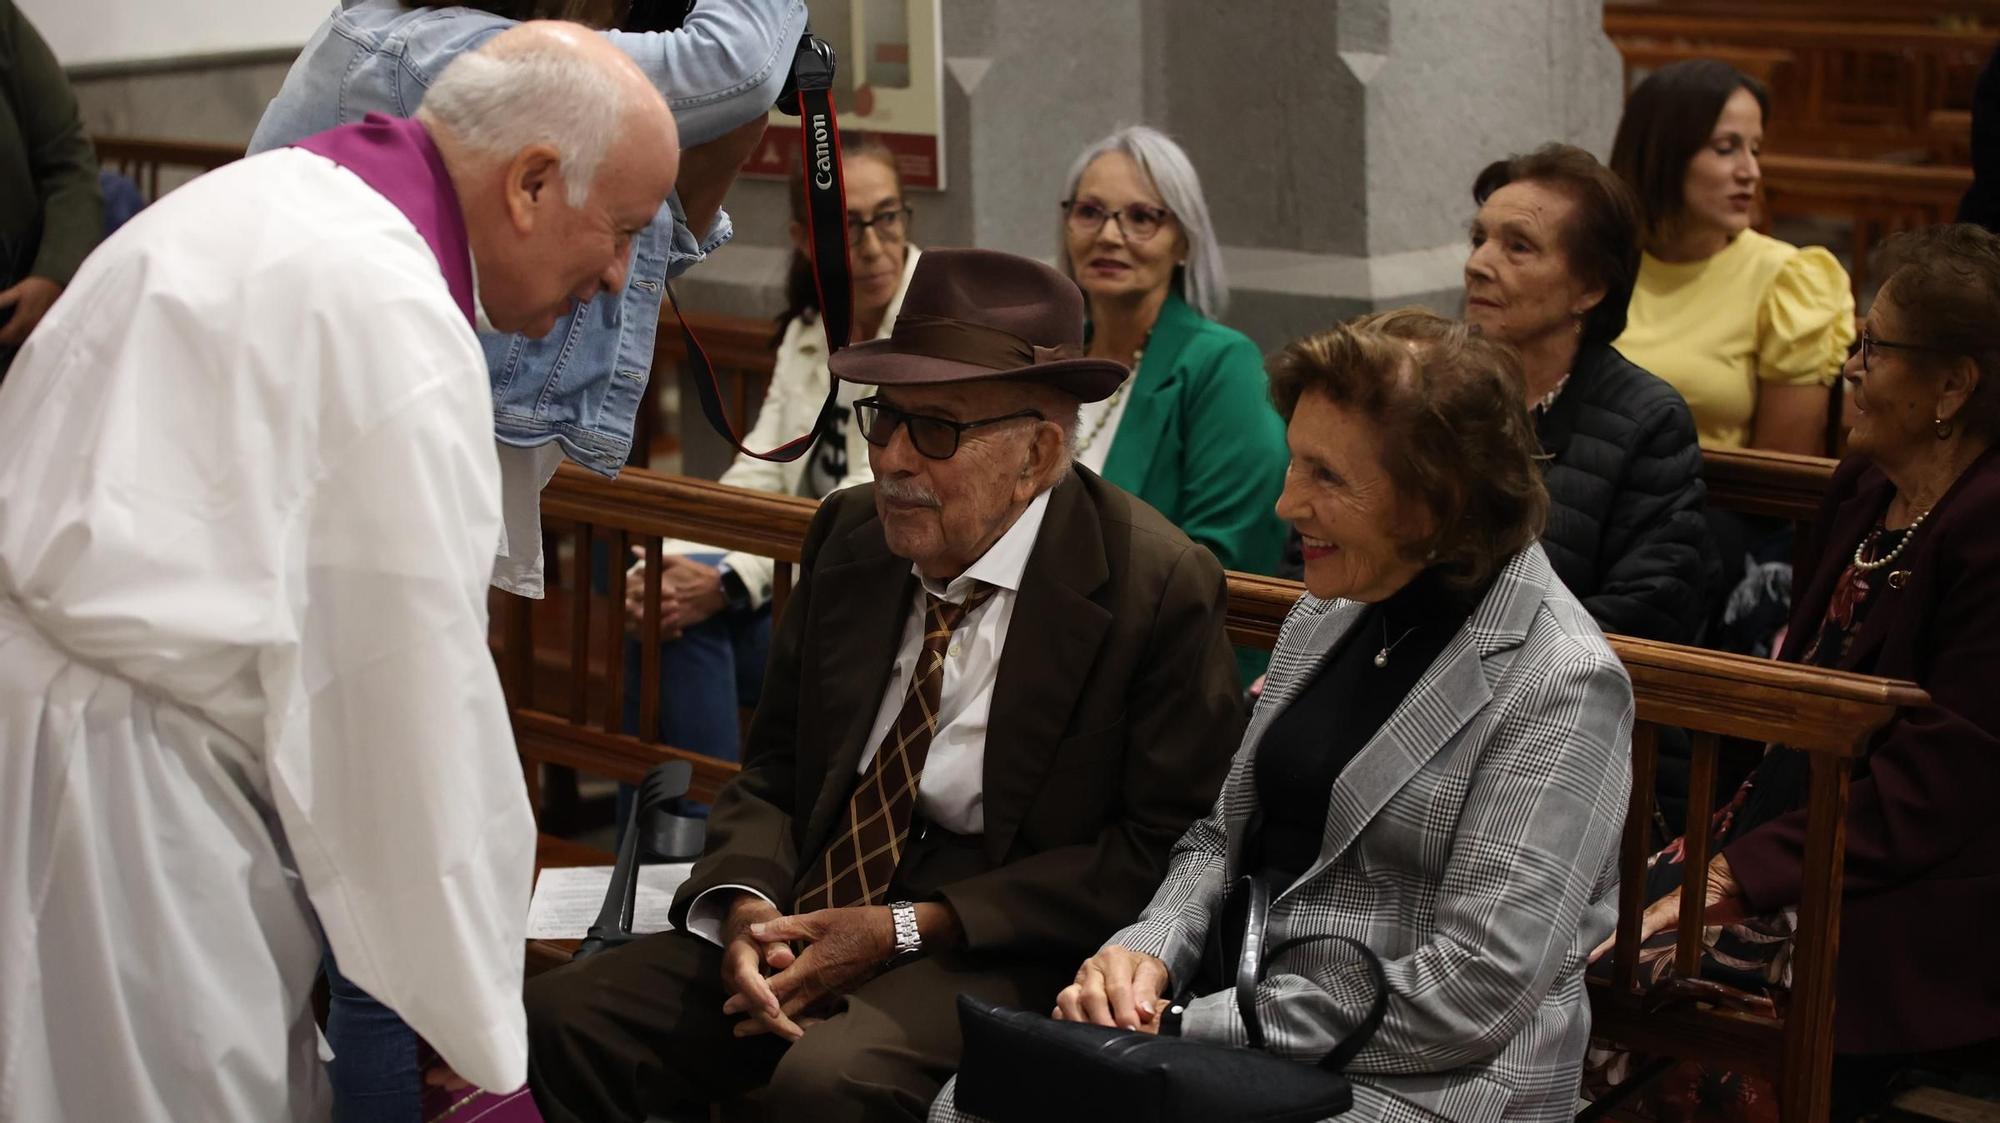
{"left": 826, "top": 247, "right": 1128, "bottom": 403}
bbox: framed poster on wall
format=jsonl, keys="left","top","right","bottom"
{"left": 740, "top": 0, "right": 945, "bottom": 189}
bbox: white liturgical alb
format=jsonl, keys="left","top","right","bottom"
{"left": 0, "top": 149, "right": 534, "bottom": 1121}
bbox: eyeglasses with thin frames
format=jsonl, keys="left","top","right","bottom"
{"left": 853, "top": 395, "right": 1045, "bottom": 460}
{"left": 1857, "top": 328, "right": 1956, "bottom": 372}
{"left": 846, "top": 206, "right": 913, "bottom": 244}
{"left": 1061, "top": 199, "right": 1174, "bottom": 244}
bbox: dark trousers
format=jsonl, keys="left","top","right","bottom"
{"left": 525, "top": 828, "right": 1071, "bottom": 1123}
{"left": 524, "top": 931, "right": 1069, "bottom": 1123}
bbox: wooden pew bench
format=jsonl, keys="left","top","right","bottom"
{"left": 497, "top": 463, "right": 1923, "bottom": 1123}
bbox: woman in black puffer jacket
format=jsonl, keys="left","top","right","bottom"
{"left": 1462, "top": 143, "right": 1719, "bottom": 645}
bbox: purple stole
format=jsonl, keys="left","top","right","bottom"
{"left": 293, "top": 113, "right": 476, "bottom": 329}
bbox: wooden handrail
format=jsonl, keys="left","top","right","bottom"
{"left": 536, "top": 467, "right": 1915, "bottom": 757}
{"left": 1609, "top": 633, "right": 1925, "bottom": 752}
{"left": 1703, "top": 447, "right": 1838, "bottom": 525}
{"left": 541, "top": 462, "right": 814, "bottom": 563}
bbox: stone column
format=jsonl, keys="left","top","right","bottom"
{"left": 1149, "top": 0, "right": 1623, "bottom": 347}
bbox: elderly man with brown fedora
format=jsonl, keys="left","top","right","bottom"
{"left": 524, "top": 247, "right": 1246, "bottom": 1122}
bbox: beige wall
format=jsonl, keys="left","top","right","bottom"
{"left": 71, "top": 53, "right": 294, "bottom": 148}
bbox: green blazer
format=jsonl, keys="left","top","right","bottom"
{"left": 1100, "top": 292, "right": 1289, "bottom": 574}
{"left": 1099, "top": 292, "right": 1289, "bottom": 682}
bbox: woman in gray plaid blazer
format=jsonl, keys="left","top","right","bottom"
{"left": 933, "top": 311, "right": 1633, "bottom": 1123}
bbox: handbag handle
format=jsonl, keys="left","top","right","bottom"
{"left": 1231, "top": 874, "right": 1391, "bottom": 1073}
{"left": 1233, "top": 876, "right": 1273, "bottom": 1048}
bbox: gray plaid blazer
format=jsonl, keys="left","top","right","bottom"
{"left": 932, "top": 544, "right": 1632, "bottom": 1123}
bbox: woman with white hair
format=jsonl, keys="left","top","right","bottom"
{"left": 1059, "top": 128, "right": 1290, "bottom": 638}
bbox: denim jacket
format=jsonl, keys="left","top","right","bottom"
{"left": 249, "top": 0, "right": 805, "bottom": 473}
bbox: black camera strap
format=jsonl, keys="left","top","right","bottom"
{"left": 673, "top": 36, "right": 851, "bottom": 463}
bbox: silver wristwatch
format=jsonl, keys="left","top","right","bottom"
{"left": 888, "top": 900, "right": 923, "bottom": 962}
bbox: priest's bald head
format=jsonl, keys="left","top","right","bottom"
{"left": 418, "top": 21, "right": 680, "bottom": 338}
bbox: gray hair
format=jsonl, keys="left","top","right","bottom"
{"left": 416, "top": 40, "right": 630, "bottom": 206}
{"left": 1031, "top": 386, "right": 1081, "bottom": 482}
{"left": 1058, "top": 125, "right": 1229, "bottom": 320}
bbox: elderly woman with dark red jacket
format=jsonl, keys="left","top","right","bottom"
{"left": 1610, "top": 224, "right": 2000, "bottom": 1120}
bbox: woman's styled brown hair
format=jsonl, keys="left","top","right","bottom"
{"left": 1472, "top": 143, "right": 1642, "bottom": 348}
{"left": 1875, "top": 224, "right": 2000, "bottom": 442}
{"left": 1268, "top": 309, "right": 1549, "bottom": 593}
{"left": 1610, "top": 59, "right": 1771, "bottom": 241}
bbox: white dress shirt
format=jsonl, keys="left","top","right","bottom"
{"left": 684, "top": 490, "right": 1052, "bottom": 942}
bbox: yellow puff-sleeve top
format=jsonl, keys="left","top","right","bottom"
{"left": 1613, "top": 229, "right": 1855, "bottom": 449}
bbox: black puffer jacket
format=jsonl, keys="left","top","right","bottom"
{"left": 1536, "top": 343, "right": 1718, "bottom": 644}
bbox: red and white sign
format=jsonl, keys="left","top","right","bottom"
{"left": 740, "top": 0, "right": 944, "bottom": 190}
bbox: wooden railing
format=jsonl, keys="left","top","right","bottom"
{"left": 92, "top": 135, "right": 244, "bottom": 202}
{"left": 498, "top": 462, "right": 1924, "bottom": 1123}
{"left": 1702, "top": 445, "right": 1837, "bottom": 529}
{"left": 494, "top": 468, "right": 814, "bottom": 804}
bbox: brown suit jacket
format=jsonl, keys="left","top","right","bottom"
{"left": 669, "top": 467, "right": 1246, "bottom": 958}
{"left": 1726, "top": 444, "right": 2000, "bottom": 1054}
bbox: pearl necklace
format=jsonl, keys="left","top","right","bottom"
{"left": 1075, "top": 339, "right": 1147, "bottom": 454}
{"left": 1850, "top": 506, "right": 1932, "bottom": 573}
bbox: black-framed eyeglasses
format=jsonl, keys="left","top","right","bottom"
{"left": 853, "top": 395, "right": 1044, "bottom": 460}
{"left": 846, "top": 206, "right": 913, "bottom": 243}
{"left": 1061, "top": 198, "right": 1174, "bottom": 243}
{"left": 1857, "top": 328, "right": 1957, "bottom": 372}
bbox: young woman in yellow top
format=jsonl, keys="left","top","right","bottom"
{"left": 1611, "top": 60, "right": 1855, "bottom": 453}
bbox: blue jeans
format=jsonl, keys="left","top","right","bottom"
{"left": 323, "top": 954, "right": 421, "bottom": 1123}
{"left": 619, "top": 555, "right": 772, "bottom": 822}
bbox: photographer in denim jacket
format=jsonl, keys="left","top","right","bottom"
{"left": 252, "top": 0, "right": 806, "bottom": 598}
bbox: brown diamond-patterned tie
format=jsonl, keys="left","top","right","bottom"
{"left": 794, "top": 582, "right": 998, "bottom": 912}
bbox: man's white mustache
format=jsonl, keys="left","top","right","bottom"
{"left": 877, "top": 478, "right": 941, "bottom": 508}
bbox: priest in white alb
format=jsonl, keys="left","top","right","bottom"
{"left": 0, "top": 24, "right": 679, "bottom": 1121}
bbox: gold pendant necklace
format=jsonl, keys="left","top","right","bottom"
{"left": 1075, "top": 339, "right": 1147, "bottom": 454}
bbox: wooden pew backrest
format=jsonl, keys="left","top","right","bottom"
{"left": 1702, "top": 445, "right": 1837, "bottom": 531}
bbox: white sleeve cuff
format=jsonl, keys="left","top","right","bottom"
{"left": 682, "top": 884, "right": 774, "bottom": 946}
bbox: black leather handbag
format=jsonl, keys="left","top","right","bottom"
{"left": 954, "top": 875, "right": 1389, "bottom": 1123}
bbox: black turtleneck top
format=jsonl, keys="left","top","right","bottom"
{"left": 1250, "top": 568, "right": 1478, "bottom": 887}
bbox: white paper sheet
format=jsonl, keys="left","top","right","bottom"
{"left": 526, "top": 863, "right": 695, "bottom": 940}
